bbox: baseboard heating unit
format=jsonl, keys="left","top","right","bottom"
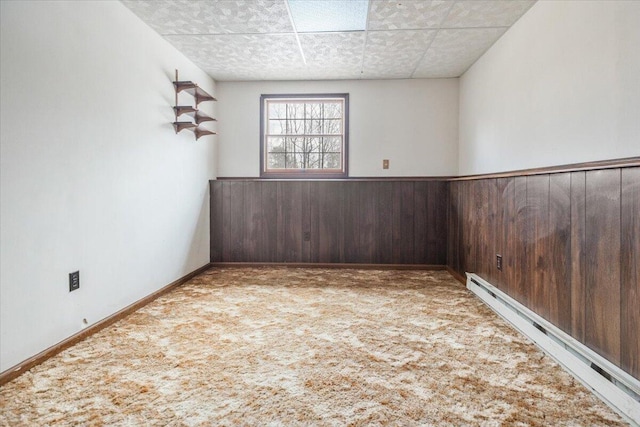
{"left": 466, "top": 273, "right": 640, "bottom": 427}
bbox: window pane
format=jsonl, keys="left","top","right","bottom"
{"left": 324, "top": 153, "right": 341, "bottom": 169}
{"left": 285, "top": 137, "right": 301, "bottom": 153}
{"left": 305, "top": 119, "right": 321, "bottom": 135}
{"left": 305, "top": 103, "right": 321, "bottom": 119}
{"left": 268, "top": 120, "right": 286, "bottom": 135}
{"left": 300, "top": 137, "right": 318, "bottom": 153}
{"left": 268, "top": 153, "right": 286, "bottom": 169}
{"left": 267, "top": 137, "right": 284, "bottom": 153}
{"left": 286, "top": 152, "right": 302, "bottom": 169}
{"left": 324, "top": 119, "right": 342, "bottom": 135}
{"left": 268, "top": 102, "right": 286, "bottom": 119}
{"left": 324, "top": 102, "right": 342, "bottom": 119}
{"left": 322, "top": 136, "right": 342, "bottom": 152}
{"left": 287, "top": 103, "right": 304, "bottom": 119}
{"left": 287, "top": 119, "right": 305, "bottom": 135}
{"left": 307, "top": 153, "right": 321, "bottom": 169}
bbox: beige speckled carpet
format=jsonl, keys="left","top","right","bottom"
{"left": 0, "top": 268, "right": 627, "bottom": 426}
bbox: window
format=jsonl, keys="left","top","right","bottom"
{"left": 260, "top": 94, "right": 348, "bottom": 178}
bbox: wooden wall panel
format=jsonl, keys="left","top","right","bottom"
{"left": 429, "top": 181, "right": 449, "bottom": 265}
{"left": 474, "top": 179, "right": 491, "bottom": 282}
{"left": 414, "top": 182, "right": 429, "bottom": 265}
{"left": 621, "top": 167, "right": 640, "bottom": 379}
{"left": 414, "top": 181, "right": 447, "bottom": 265}
{"left": 527, "top": 175, "right": 550, "bottom": 319}
{"left": 243, "top": 182, "right": 262, "bottom": 261}
{"left": 303, "top": 182, "right": 316, "bottom": 262}
{"left": 547, "top": 173, "right": 571, "bottom": 332}
{"left": 513, "top": 176, "right": 529, "bottom": 307}
{"left": 484, "top": 179, "right": 499, "bottom": 286}
{"left": 392, "top": 182, "right": 415, "bottom": 264}
{"left": 317, "top": 182, "right": 344, "bottom": 263}
{"left": 277, "top": 182, "right": 304, "bottom": 262}
{"left": 458, "top": 181, "right": 472, "bottom": 274}
{"left": 343, "top": 182, "right": 360, "bottom": 263}
{"left": 447, "top": 182, "right": 460, "bottom": 272}
{"left": 210, "top": 181, "right": 223, "bottom": 262}
{"left": 585, "top": 170, "right": 621, "bottom": 365}
{"left": 358, "top": 182, "right": 377, "bottom": 263}
{"left": 224, "top": 181, "right": 245, "bottom": 262}
{"left": 375, "top": 182, "right": 394, "bottom": 264}
{"left": 570, "top": 171, "right": 586, "bottom": 342}
{"left": 495, "top": 178, "right": 514, "bottom": 293}
{"left": 261, "top": 182, "right": 278, "bottom": 262}
{"left": 211, "top": 180, "right": 448, "bottom": 266}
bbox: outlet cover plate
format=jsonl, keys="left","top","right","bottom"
{"left": 69, "top": 271, "right": 80, "bottom": 292}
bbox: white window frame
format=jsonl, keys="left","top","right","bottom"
{"left": 260, "top": 93, "right": 349, "bottom": 178}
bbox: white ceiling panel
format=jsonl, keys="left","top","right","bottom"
{"left": 300, "top": 33, "right": 366, "bottom": 79}
{"left": 363, "top": 30, "right": 437, "bottom": 79}
{"left": 121, "top": 0, "right": 293, "bottom": 35}
{"left": 121, "top": 0, "right": 220, "bottom": 35}
{"left": 120, "top": 0, "right": 536, "bottom": 81}
{"left": 413, "top": 28, "right": 507, "bottom": 78}
{"left": 367, "top": 0, "right": 453, "bottom": 31}
{"left": 442, "top": 0, "right": 536, "bottom": 28}
{"left": 164, "top": 34, "right": 305, "bottom": 81}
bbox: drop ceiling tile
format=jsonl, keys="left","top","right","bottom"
{"left": 442, "top": 0, "right": 535, "bottom": 28}
{"left": 413, "top": 28, "right": 507, "bottom": 78}
{"left": 363, "top": 30, "right": 437, "bottom": 79}
{"left": 299, "top": 32, "right": 365, "bottom": 76}
{"left": 121, "top": 0, "right": 293, "bottom": 35}
{"left": 164, "top": 34, "right": 305, "bottom": 81}
{"left": 121, "top": 0, "right": 218, "bottom": 34}
{"left": 368, "top": 0, "right": 453, "bottom": 30}
{"left": 289, "top": 0, "right": 368, "bottom": 32}
{"left": 207, "top": 0, "right": 294, "bottom": 34}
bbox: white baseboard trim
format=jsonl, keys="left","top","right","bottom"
{"left": 466, "top": 273, "right": 640, "bottom": 427}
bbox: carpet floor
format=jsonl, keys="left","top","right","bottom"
{"left": 0, "top": 268, "right": 627, "bottom": 426}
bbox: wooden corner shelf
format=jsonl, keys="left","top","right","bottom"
{"left": 173, "top": 106, "right": 217, "bottom": 124}
{"left": 194, "top": 129, "right": 217, "bottom": 140}
{"left": 172, "top": 70, "right": 217, "bottom": 141}
{"left": 173, "top": 81, "right": 217, "bottom": 106}
{"left": 173, "top": 121, "right": 217, "bottom": 140}
{"left": 172, "top": 121, "right": 197, "bottom": 133}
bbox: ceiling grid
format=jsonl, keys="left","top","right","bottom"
{"left": 121, "top": 0, "right": 536, "bottom": 81}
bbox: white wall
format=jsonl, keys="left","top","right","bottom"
{"left": 0, "top": 1, "right": 217, "bottom": 372}
{"left": 217, "top": 79, "right": 459, "bottom": 177}
{"left": 459, "top": 1, "right": 640, "bottom": 175}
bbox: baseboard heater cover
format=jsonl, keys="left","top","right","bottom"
{"left": 466, "top": 273, "right": 640, "bottom": 427}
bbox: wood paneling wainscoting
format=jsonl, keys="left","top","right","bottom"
{"left": 210, "top": 180, "right": 448, "bottom": 265}
{"left": 447, "top": 166, "right": 640, "bottom": 380}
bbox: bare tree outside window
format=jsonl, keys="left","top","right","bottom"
{"left": 261, "top": 94, "right": 348, "bottom": 178}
